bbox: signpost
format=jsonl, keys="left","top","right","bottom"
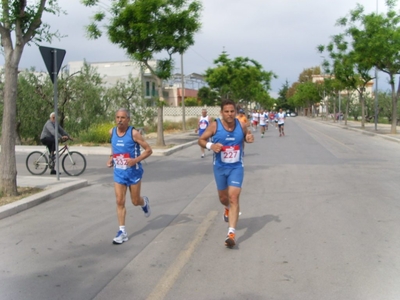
{"left": 39, "top": 46, "right": 66, "bottom": 180}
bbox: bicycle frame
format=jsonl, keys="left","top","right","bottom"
{"left": 26, "top": 141, "right": 87, "bottom": 176}
{"left": 43, "top": 144, "right": 68, "bottom": 161}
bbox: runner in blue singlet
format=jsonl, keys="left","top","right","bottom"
{"left": 106, "top": 108, "right": 153, "bottom": 245}
{"left": 198, "top": 99, "right": 254, "bottom": 248}
{"left": 195, "top": 108, "right": 212, "bottom": 158}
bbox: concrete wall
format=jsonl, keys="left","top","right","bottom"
{"left": 163, "top": 106, "right": 220, "bottom": 122}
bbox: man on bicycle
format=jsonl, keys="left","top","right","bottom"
{"left": 40, "top": 112, "right": 71, "bottom": 175}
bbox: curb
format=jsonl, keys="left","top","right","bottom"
{"left": 0, "top": 179, "right": 88, "bottom": 220}
{"left": 341, "top": 125, "right": 400, "bottom": 143}
{"left": 152, "top": 140, "right": 198, "bottom": 156}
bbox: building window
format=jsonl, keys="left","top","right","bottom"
{"left": 152, "top": 82, "right": 156, "bottom": 96}
{"left": 146, "top": 81, "right": 150, "bottom": 96}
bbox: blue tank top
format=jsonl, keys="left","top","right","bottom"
{"left": 111, "top": 126, "right": 141, "bottom": 171}
{"left": 213, "top": 118, "right": 244, "bottom": 168}
{"left": 198, "top": 116, "right": 210, "bottom": 135}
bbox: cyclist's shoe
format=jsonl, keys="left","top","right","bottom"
{"left": 223, "top": 207, "right": 229, "bottom": 222}
{"left": 142, "top": 196, "right": 151, "bottom": 218}
{"left": 113, "top": 230, "right": 128, "bottom": 244}
{"left": 50, "top": 170, "right": 61, "bottom": 175}
{"left": 225, "top": 232, "right": 236, "bottom": 248}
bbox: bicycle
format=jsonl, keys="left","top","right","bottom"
{"left": 26, "top": 140, "right": 87, "bottom": 176}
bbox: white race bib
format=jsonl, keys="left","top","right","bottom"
{"left": 113, "top": 153, "right": 130, "bottom": 169}
{"left": 221, "top": 145, "right": 240, "bottom": 163}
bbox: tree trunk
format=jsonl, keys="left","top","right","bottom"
{"left": 156, "top": 77, "right": 165, "bottom": 146}
{"left": 0, "top": 54, "right": 20, "bottom": 196}
{"left": 360, "top": 93, "right": 365, "bottom": 128}
{"left": 345, "top": 93, "right": 350, "bottom": 126}
{"left": 391, "top": 78, "right": 398, "bottom": 134}
{"left": 333, "top": 101, "right": 336, "bottom": 123}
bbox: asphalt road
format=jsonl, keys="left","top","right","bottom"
{"left": 2, "top": 117, "right": 400, "bottom": 300}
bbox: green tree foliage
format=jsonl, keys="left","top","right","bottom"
{"left": 13, "top": 63, "right": 106, "bottom": 143}
{"left": 16, "top": 70, "right": 54, "bottom": 144}
{"left": 277, "top": 80, "right": 292, "bottom": 111}
{"left": 81, "top": 0, "right": 202, "bottom": 146}
{"left": 204, "top": 52, "right": 276, "bottom": 108}
{"left": 287, "top": 67, "right": 320, "bottom": 113}
{"left": 0, "top": 0, "right": 63, "bottom": 196}
{"left": 289, "top": 81, "right": 319, "bottom": 109}
{"left": 376, "top": 91, "right": 396, "bottom": 123}
{"left": 103, "top": 75, "right": 157, "bottom": 127}
{"left": 197, "top": 86, "right": 219, "bottom": 106}
{"left": 60, "top": 62, "right": 107, "bottom": 135}
{"left": 318, "top": 29, "right": 374, "bottom": 127}
{"left": 15, "top": 65, "right": 155, "bottom": 142}
{"left": 180, "top": 97, "right": 198, "bottom": 107}
{"left": 332, "top": 1, "right": 400, "bottom": 133}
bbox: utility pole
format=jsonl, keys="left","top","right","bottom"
{"left": 374, "top": 0, "right": 379, "bottom": 131}
{"left": 181, "top": 53, "right": 186, "bottom": 131}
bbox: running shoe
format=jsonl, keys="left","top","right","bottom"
{"left": 113, "top": 230, "right": 128, "bottom": 244}
{"left": 225, "top": 232, "right": 236, "bottom": 248}
{"left": 142, "top": 196, "right": 151, "bottom": 217}
{"left": 201, "top": 154, "right": 205, "bottom": 158}
{"left": 223, "top": 207, "right": 229, "bottom": 222}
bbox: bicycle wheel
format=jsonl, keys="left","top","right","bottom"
{"left": 26, "top": 151, "right": 48, "bottom": 175}
{"left": 62, "top": 151, "right": 87, "bottom": 176}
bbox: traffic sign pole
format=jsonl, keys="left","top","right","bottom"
{"left": 39, "top": 46, "right": 66, "bottom": 180}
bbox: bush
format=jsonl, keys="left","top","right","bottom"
{"left": 186, "top": 117, "right": 199, "bottom": 129}
{"left": 77, "top": 117, "right": 199, "bottom": 144}
{"left": 78, "top": 122, "right": 114, "bottom": 144}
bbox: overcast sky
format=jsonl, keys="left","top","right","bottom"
{"left": 2, "top": 0, "right": 395, "bottom": 96}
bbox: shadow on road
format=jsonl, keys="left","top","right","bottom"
{"left": 237, "top": 214, "right": 281, "bottom": 245}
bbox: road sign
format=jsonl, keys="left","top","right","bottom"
{"left": 39, "top": 46, "right": 66, "bottom": 83}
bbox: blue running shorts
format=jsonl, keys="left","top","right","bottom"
{"left": 213, "top": 165, "right": 244, "bottom": 190}
{"left": 114, "top": 166, "right": 144, "bottom": 186}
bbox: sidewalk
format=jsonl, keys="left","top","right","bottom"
{"left": 12, "top": 130, "right": 199, "bottom": 156}
{"left": 0, "top": 130, "right": 199, "bottom": 220}
{"left": 307, "top": 116, "right": 400, "bottom": 143}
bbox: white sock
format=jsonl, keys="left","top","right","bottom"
{"left": 119, "top": 226, "right": 126, "bottom": 233}
{"left": 228, "top": 227, "right": 235, "bottom": 234}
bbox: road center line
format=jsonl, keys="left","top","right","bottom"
{"left": 146, "top": 210, "right": 218, "bottom": 300}
{"left": 300, "top": 121, "right": 356, "bottom": 151}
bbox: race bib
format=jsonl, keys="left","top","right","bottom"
{"left": 113, "top": 153, "right": 130, "bottom": 169}
{"left": 199, "top": 121, "right": 207, "bottom": 129}
{"left": 221, "top": 145, "right": 240, "bottom": 163}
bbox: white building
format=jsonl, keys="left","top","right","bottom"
{"left": 67, "top": 60, "right": 206, "bottom": 106}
